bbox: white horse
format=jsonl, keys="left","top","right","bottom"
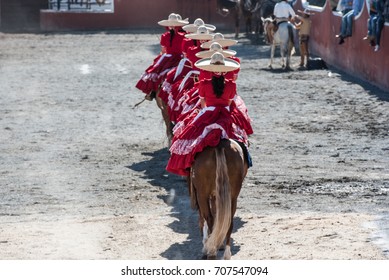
{"left": 262, "top": 17, "right": 295, "bottom": 69}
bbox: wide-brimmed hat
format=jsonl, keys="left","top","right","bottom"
{"left": 297, "top": 9, "right": 315, "bottom": 16}
{"left": 185, "top": 25, "right": 214, "bottom": 40}
{"left": 196, "top": 42, "right": 236, "bottom": 58}
{"left": 195, "top": 52, "right": 240, "bottom": 72}
{"left": 158, "top": 13, "right": 189, "bottom": 27}
{"left": 201, "top": 33, "right": 238, "bottom": 48}
{"left": 183, "top": 18, "right": 216, "bottom": 33}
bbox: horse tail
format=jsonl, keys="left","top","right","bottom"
{"left": 205, "top": 146, "right": 232, "bottom": 254}
{"left": 287, "top": 24, "right": 294, "bottom": 44}
{"left": 287, "top": 23, "right": 296, "bottom": 55}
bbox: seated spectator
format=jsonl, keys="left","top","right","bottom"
{"left": 363, "top": 0, "right": 385, "bottom": 51}
{"left": 336, "top": 0, "right": 363, "bottom": 44}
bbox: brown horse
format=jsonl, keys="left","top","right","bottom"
{"left": 217, "top": 0, "right": 242, "bottom": 38}
{"left": 188, "top": 139, "right": 248, "bottom": 259}
{"left": 217, "top": 0, "right": 277, "bottom": 37}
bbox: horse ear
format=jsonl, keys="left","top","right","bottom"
{"left": 261, "top": 17, "right": 265, "bottom": 22}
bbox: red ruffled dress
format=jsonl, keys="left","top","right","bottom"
{"left": 135, "top": 28, "right": 185, "bottom": 95}
{"left": 168, "top": 44, "right": 208, "bottom": 123}
{"left": 166, "top": 78, "right": 237, "bottom": 176}
{"left": 173, "top": 56, "right": 253, "bottom": 143}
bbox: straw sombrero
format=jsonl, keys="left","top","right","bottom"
{"left": 195, "top": 52, "right": 240, "bottom": 72}
{"left": 183, "top": 18, "right": 216, "bottom": 34}
{"left": 158, "top": 13, "right": 189, "bottom": 27}
{"left": 185, "top": 25, "right": 214, "bottom": 41}
{"left": 196, "top": 42, "right": 236, "bottom": 59}
{"left": 201, "top": 33, "right": 238, "bottom": 49}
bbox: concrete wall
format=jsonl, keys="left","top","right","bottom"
{"left": 40, "top": 0, "right": 236, "bottom": 31}
{"left": 294, "top": 0, "right": 389, "bottom": 91}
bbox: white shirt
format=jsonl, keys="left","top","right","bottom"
{"left": 273, "top": 1, "right": 296, "bottom": 19}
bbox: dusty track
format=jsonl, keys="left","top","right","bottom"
{"left": 0, "top": 31, "right": 388, "bottom": 259}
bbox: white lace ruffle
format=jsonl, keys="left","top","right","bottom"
{"left": 178, "top": 70, "right": 200, "bottom": 92}
{"left": 141, "top": 72, "right": 158, "bottom": 82}
{"left": 161, "top": 80, "right": 172, "bottom": 94}
{"left": 155, "top": 53, "right": 172, "bottom": 67}
{"left": 174, "top": 58, "right": 189, "bottom": 81}
{"left": 170, "top": 123, "right": 228, "bottom": 155}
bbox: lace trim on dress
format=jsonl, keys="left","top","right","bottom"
{"left": 141, "top": 72, "right": 158, "bottom": 82}
{"left": 155, "top": 53, "right": 172, "bottom": 67}
{"left": 181, "top": 90, "right": 199, "bottom": 114}
{"left": 174, "top": 58, "right": 189, "bottom": 81}
{"left": 178, "top": 70, "right": 200, "bottom": 92}
{"left": 170, "top": 123, "right": 228, "bottom": 155}
{"left": 161, "top": 80, "right": 173, "bottom": 94}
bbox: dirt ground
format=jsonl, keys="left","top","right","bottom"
{"left": 0, "top": 30, "right": 388, "bottom": 260}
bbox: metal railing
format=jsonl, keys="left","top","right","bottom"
{"left": 48, "top": 0, "right": 112, "bottom": 11}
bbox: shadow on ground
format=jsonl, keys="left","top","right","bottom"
{"left": 127, "top": 147, "right": 247, "bottom": 259}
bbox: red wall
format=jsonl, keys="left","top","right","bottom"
{"left": 294, "top": 0, "right": 389, "bottom": 91}
{"left": 40, "top": 0, "right": 234, "bottom": 31}
{"left": 40, "top": 0, "right": 389, "bottom": 91}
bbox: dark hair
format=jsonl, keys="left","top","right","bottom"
{"left": 211, "top": 75, "right": 225, "bottom": 98}
{"left": 169, "top": 29, "right": 175, "bottom": 47}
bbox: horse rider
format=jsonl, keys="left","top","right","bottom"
{"left": 166, "top": 52, "right": 252, "bottom": 177}
{"left": 135, "top": 13, "right": 188, "bottom": 101}
{"left": 268, "top": 0, "right": 296, "bottom": 45}
{"left": 273, "top": 0, "right": 296, "bottom": 25}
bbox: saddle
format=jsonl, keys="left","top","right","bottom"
{"left": 235, "top": 140, "right": 253, "bottom": 168}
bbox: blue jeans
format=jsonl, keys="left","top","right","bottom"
{"left": 370, "top": 15, "right": 385, "bottom": 45}
{"left": 340, "top": 9, "right": 354, "bottom": 37}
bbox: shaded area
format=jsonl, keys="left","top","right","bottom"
{"left": 127, "top": 147, "right": 246, "bottom": 259}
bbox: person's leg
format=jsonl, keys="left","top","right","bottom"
{"left": 299, "top": 40, "right": 305, "bottom": 66}
{"left": 376, "top": 16, "right": 384, "bottom": 45}
{"left": 371, "top": 16, "right": 378, "bottom": 38}
{"left": 365, "top": 16, "right": 373, "bottom": 38}
{"left": 345, "top": 11, "right": 354, "bottom": 37}
{"left": 374, "top": 16, "right": 385, "bottom": 51}
{"left": 340, "top": 14, "right": 348, "bottom": 36}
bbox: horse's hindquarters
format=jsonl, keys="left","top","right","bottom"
{"left": 191, "top": 139, "right": 247, "bottom": 259}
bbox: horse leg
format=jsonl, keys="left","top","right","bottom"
{"left": 155, "top": 94, "right": 173, "bottom": 147}
{"left": 286, "top": 40, "right": 294, "bottom": 70}
{"left": 197, "top": 194, "right": 218, "bottom": 259}
{"left": 280, "top": 44, "right": 286, "bottom": 69}
{"left": 246, "top": 14, "right": 252, "bottom": 35}
{"left": 222, "top": 197, "right": 234, "bottom": 260}
{"left": 269, "top": 44, "right": 275, "bottom": 68}
{"left": 234, "top": 8, "right": 240, "bottom": 38}
{"left": 204, "top": 195, "right": 217, "bottom": 259}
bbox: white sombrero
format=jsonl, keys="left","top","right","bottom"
{"left": 185, "top": 25, "right": 214, "bottom": 41}
{"left": 158, "top": 13, "right": 189, "bottom": 27}
{"left": 195, "top": 52, "right": 240, "bottom": 72}
{"left": 201, "top": 33, "right": 238, "bottom": 48}
{"left": 183, "top": 18, "right": 216, "bottom": 33}
{"left": 196, "top": 42, "right": 236, "bottom": 58}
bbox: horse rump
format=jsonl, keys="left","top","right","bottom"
{"left": 190, "top": 139, "right": 247, "bottom": 259}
